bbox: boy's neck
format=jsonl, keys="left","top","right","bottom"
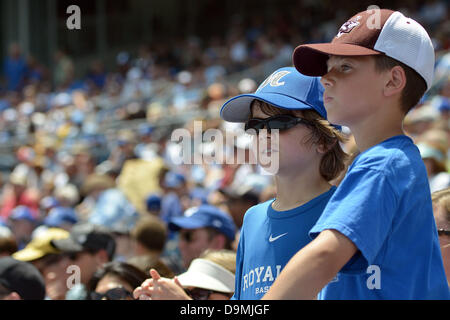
{"left": 349, "top": 105, "right": 405, "bottom": 152}
{"left": 352, "top": 125, "right": 405, "bottom": 152}
{"left": 273, "top": 171, "right": 332, "bottom": 211}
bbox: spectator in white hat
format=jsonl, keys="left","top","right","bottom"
{"left": 133, "top": 249, "right": 235, "bottom": 300}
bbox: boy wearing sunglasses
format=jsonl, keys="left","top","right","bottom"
{"left": 220, "top": 66, "right": 348, "bottom": 299}
{"left": 263, "top": 9, "right": 449, "bottom": 299}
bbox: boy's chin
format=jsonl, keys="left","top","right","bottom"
{"left": 258, "top": 160, "right": 280, "bottom": 175}
{"left": 325, "top": 109, "right": 344, "bottom": 127}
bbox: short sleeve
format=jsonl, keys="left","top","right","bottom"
{"left": 309, "top": 167, "right": 397, "bottom": 271}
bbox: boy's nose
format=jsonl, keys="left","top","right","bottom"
{"left": 320, "top": 72, "right": 334, "bottom": 87}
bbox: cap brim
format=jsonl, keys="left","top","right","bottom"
{"left": 13, "top": 248, "right": 47, "bottom": 262}
{"left": 168, "top": 217, "right": 206, "bottom": 232}
{"left": 293, "top": 43, "right": 382, "bottom": 77}
{"left": 220, "top": 93, "right": 317, "bottom": 122}
{"left": 51, "top": 237, "right": 83, "bottom": 253}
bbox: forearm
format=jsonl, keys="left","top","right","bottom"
{"left": 262, "top": 229, "right": 357, "bottom": 300}
{"left": 262, "top": 243, "right": 336, "bottom": 299}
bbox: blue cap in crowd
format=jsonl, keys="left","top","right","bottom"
{"left": 43, "top": 207, "right": 78, "bottom": 228}
{"left": 169, "top": 204, "right": 236, "bottom": 241}
{"left": 220, "top": 66, "right": 326, "bottom": 122}
{"left": 9, "top": 206, "right": 36, "bottom": 223}
{"left": 40, "top": 196, "right": 60, "bottom": 210}
{"left": 138, "top": 123, "right": 154, "bottom": 136}
{"left": 145, "top": 193, "right": 162, "bottom": 212}
{"left": 189, "top": 188, "right": 209, "bottom": 205}
{"left": 164, "top": 171, "right": 186, "bottom": 188}
{"left": 0, "top": 217, "right": 7, "bottom": 227}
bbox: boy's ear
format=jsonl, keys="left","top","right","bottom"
{"left": 316, "top": 142, "right": 334, "bottom": 154}
{"left": 384, "top": 66, "right": 406, "bottom": 97}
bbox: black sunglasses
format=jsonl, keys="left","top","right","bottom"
{"left": 245, "top": 115, "right": 311, "bottom": 134}
{"left": 438, "top": 229, "right": 450, "bottom": 236}
{"left": 90, "top": 287, "right": 133, "bottom": 300}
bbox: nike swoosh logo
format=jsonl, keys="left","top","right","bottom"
{"left": 269, "top": 232, "right": 288, "bottom": 242}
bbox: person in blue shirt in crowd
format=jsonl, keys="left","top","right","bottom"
{"left": 219, "top": 67, "right": 348, "bottom": 299}
{"left": 159, "top": 171, "right": 187, "bottom": 227}
{"left": 8, "top": 206, "right": 37, "bottom": 251}
{"left": 263, "top": 9, "right": 449, "bottom": 300}
{"left": 2, "top": 43, "right": 28, "bottom": 92}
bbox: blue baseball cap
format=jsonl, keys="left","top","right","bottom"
{"left": 190, "top": 188, "right": 210, "bottom": 205}
{"left": 220, "top": 67, "right": 326, "bottom": 122}
{"left": 9, "top": 206, "right": 36, "bottom": 223}
{"left": 40, "top": 196, "right": 60, "bottom": 210}
{"left": 164, "top": 171, "right": 186, "bottom": 188}
{"left": 168, "top": 205, "right": 236, "bottom": 241}
{"left": 145, "top": 193, "right": 162, "bottom": 212}
{"left": 43, "top": 207, "right": 78, "bottom": 228}
{"left": 138, "top": 123, "right": 154, "bottom": 136}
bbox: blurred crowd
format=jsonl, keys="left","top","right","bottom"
{"left": 0, "top": 0, "right": 449, "bottom": 300}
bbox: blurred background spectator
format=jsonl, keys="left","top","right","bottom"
{"left": 0, "top": 256, "right": 46, "bottom": 300}
{"left": 432, "top": 188, "right": 450, "bottom": 285}
{"left": 12, "top": 227, "right": 72, "bottom": 300}
{"left": 87, "top": 261, "right": 148, "bottom": 300}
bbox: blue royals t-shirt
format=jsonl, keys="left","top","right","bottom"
{"left": 232, "top": 186, "right": 337, "bottom": 300}
{"left": 310, "top": 135, "right": 449, "bottom": 299}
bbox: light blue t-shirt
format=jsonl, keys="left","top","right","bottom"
{"left": 310, "top": 135, "right": 449, "bottom": 300}
{"left": 232, "top": 186, "right": 337, "bottom": 300}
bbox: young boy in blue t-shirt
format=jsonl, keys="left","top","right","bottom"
{"left": 132, "top": 68, "right": 348, "bottom": 301}
{"left": 220, "top": 67, "right": 348, "bottom": 299}
{"left": 263, "top": 9, "right": 449, "bottom": 300}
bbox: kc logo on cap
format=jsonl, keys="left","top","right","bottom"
{"left": 257, "top": 70, "right": 290, "bottom": 91}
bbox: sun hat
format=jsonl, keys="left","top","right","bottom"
{"left": 177, "top": 258, "right": 235, "bottom": 293}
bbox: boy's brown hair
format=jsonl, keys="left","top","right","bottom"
{"left": 250, "top": 100, "right": 348, "bottom": 182}
{"left": 373, "top": 55, "right": 427, "bottom": 114}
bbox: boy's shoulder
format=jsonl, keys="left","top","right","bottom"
{"left": 241, "top": 200, "right": 274, "bottom": 230}
{"left": 344, "top": 134, "right": 430, "bottom": 198}
{"left": 352, "top": 135, "right": 422, "bottom": 173}
{"left": 245, "top": 199, "right": 274, "bottom": 217}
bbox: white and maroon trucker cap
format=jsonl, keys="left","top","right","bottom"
{"left": 293, "top": 9, "right": 435, "bottom": 90}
